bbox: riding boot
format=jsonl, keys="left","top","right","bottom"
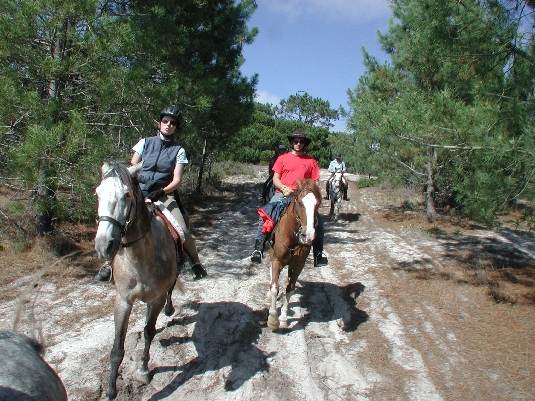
{"left": 95, "top": 260, "right": 112, "bottom": 282}
{"left": 192, "top": 263, "right": 208, "bottom": 280}
{"left": 251, "top": 239, "right": 263, "bottom": 264}
{"left": 183, "top": 248, "right": 207, "bottom": 280}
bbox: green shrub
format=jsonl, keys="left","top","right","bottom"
{"left": 356, "top": 178, "right": 377, "bottom": 188}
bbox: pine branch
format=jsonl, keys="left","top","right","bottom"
{"left": 396, "top": 135, "right": 493, "bottom": 150}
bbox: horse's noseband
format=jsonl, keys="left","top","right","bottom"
{"left": 98, "top": 215, "right": 127, "bottom": 236}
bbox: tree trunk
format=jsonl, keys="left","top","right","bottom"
{"left": 35, "top": 163, "right": 53, "bottom": 235}
{"left": 195, "top": 137, "right": 208, "bottom": 193}
{"left": 426, "top": 147, "right": 438, "bottom": 223}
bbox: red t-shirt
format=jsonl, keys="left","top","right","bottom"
{"left": 272, "top": 152, "right": 320, "bottom": 190}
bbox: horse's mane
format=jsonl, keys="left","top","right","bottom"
{"left": 104, "top": 162, "right": 143, "bottom": 215}
{"left": 296, "top": 178, "right": 322, "bottom": 204}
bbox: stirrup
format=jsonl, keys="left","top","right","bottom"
{"left": 314, "top": 252, "right": 328, "bottom": 267}
{"left": 95, "top": 261, "right": 112, "bottom": 281}
{"left": 251, "top": 250, "right": 262, "bottom": 264}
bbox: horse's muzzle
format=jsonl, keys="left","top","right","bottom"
{"left": 299, "top": 227, "right": 315, "bottom": 245}
{"left": 94, "top": 226, "right": 121, "bottom": 260}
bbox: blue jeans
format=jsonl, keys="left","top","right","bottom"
{"left": 255, "top": 193, "right": 325, "bottom": 256}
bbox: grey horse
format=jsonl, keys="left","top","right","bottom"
{"left": 0, "top": 331, "right": 67, "bottom": 401}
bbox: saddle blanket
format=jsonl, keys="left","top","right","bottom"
{"left": 258, "top": 197, "right": 290, "bottom": 234}
{"left": 150, "top": 200, "right": 186, "bottom": 246}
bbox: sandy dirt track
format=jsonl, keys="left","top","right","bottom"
{"left": 1, "top": 167, "right": 534, "bottom": 400}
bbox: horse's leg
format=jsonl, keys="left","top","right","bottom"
{"left": 280, "top": 262, "right": 305, "bottom": 328}
{"left": 107, "top": 295, "right": 132, "bottom": 400}
{"left": 330, "top": 197, "right": 334, "bottom": 216}
{"left": 164, "top": 278, "right": 176, "bottom": 316}
{"left": 136, "top": 297, "right": 166, "bottom": 384}
{"left": 267, "top": 260, "right": 283, "bottom": 330}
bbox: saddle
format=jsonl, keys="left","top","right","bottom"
{"left": 151, "top": 204, "right": 186, "bottom": 270}
{"left": 149, "top": 201, "right": 185, "bottom": 250}
{"left": 153, "top": 208, "right": 180, "bottom": 243}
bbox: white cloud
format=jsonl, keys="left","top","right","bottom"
{"left": 262, "top": 0, "right": 391, "bottom": 23}
{"left": 254, "top": 90, "right": 281, "bottom": 105}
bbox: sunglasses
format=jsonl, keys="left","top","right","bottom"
{"left": 161, "top": 118, "right": 177, "bottom": 126}
{"left": 293, "top": 139, "right": 305, "bottom": 144}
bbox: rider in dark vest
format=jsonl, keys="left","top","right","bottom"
{"left": 138, "top": 135, "right": 181, "bottom": 197}
{"left": 95, "top": 106, "right": 207, "bottom": 282}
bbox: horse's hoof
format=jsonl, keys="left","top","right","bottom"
{"left": 135, "top": 369, "right": 151, "bottom": 384}
{"left": 279, "top": 319, "right": 288, "bottom": 329}
{"left": 267, "top": 315, "right": 280, "bottom": 330}
{"left": 107, "top": 387, "right": 117, "bottom": 400}
{"left": 164, "top": 305, "right": 175, "bottom": 316}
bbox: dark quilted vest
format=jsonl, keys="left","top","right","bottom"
{"left": 138, "top": 135, "right": 181, "bottom": 193}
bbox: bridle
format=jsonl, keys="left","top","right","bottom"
{"left": 278, "top": 188, "right": 318, "bottom": 253}
{"left": 330, "top": 173, "right": 343, "bottom": 198}
{"left": 97, "top": 172, "right": 151, "bottom": 248}
{"left": 97, "top": 215, "right": 130, "bottom": 237}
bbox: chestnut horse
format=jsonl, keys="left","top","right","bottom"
{"left": 267, "top": 179, "right": 322, "bottom": 330}
{"left": 94, "top": 162, "right": 181, "bottom": 400}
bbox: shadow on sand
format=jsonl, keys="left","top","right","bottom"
{"left": 146, "top": 281, "right": 368, "bottom": 399}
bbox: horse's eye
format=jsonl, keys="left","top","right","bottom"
{"left": 124, "top": 193, "right": 131, "bottom": 199}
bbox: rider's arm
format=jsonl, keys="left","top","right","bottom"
{"left": 273, "top": 173, "right": 284, "bottom": 191}
{"left": 163, "top": 163, "right": 184, "bottom": 193}
{"left": 131, "top": 151, "right": 142, "bottom": 165}
{"left": 273, "top": 173, "right": 293, "bottom": 196}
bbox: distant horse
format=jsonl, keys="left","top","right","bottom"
{"left": 329, "top": 172, "right": 343, "bottom": 220}
{"left": 262, "top": 177, "right": 276, "bottom": 205}
{"left": 267, "top": 179, "right": 322, "bottom": 330}
{"left": 0, "top": 331, "right": 68, "bottom": 401}
{"left": 94, "top": 162, "right": 181, "bottom": 400}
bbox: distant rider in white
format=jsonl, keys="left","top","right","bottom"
{"left": 325, "top": 152, "right": 348, "bottom": 201}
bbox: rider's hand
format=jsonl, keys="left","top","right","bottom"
{"left": 147, "top": 188, "right": 164, "bottom": 202}
{"left": 281, "top": 185, "right": 293, "bottom": 197}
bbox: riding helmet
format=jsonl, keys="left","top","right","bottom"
{"left": 159, "top": 106, "right": 183, "bottom": 130}
{"left": 335, "top": 152, "right": 341, "bottom": 158}
{"left": 287, "top": 129, "right": 311, "bottom": 147}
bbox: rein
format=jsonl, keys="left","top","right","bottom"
{"left": 120, "top": 212, "right": 152, "bottom": 248}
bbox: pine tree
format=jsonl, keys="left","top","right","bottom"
{"left": 347, "top": 0, "right": 535, "bottom": 223}
{"left": 0, "top": 0, "right": 258, "bottom": 230}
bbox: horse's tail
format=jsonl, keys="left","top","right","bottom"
{"left": 174, "top": 278, "right": 186, "bottom": 294}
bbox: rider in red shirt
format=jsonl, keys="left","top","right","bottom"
{"left": 251, "top": 129, "right": 328, "bottom": 267}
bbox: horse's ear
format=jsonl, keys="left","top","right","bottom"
{"left": 128, "top": 161, "right": 143, "bottom": 177}
{"left": 296, "top": 179, "right": 303, "bottom": 190}
{"left": 101, "top": 162, "right": 111, "bottom": 176}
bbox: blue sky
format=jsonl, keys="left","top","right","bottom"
{"left": 239, "top": 0, "right": 393, "bottom": 132}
